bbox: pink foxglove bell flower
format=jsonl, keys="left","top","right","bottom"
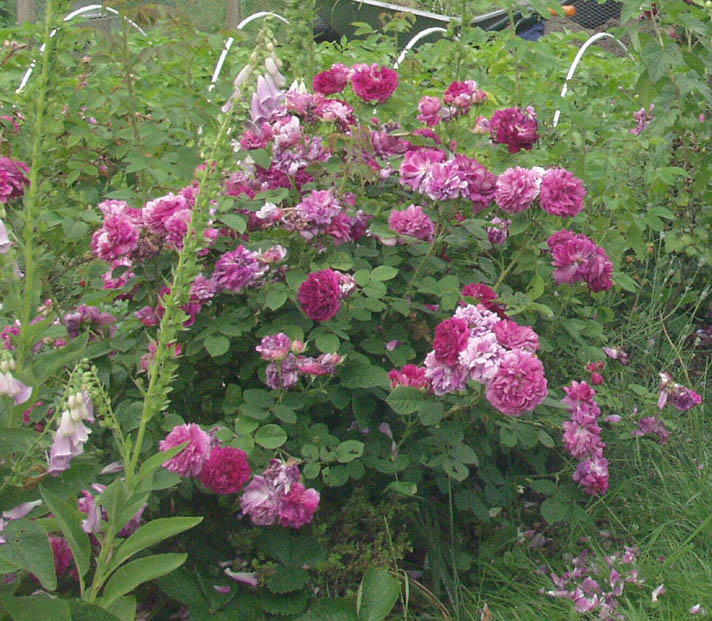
{"left": 0, "top": 358, "right": 32, "bottom": 405}
{"left": 48, "top": 392, "right": 94, "bottom": 476}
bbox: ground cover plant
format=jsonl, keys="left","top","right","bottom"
{"left": 0, "top": 0, "right": 710, "bottom": 618}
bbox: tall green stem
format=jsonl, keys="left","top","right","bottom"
{"left": 17, "top": 0, "right": 56, "bottom": 370}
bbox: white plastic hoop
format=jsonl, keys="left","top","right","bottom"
{"left": 16, "top": 4, "right": 147, "bottom": 93}
{"left": 393, "top": 27, "right": 448, "bottom": 70}
{"left": 209, "top": 12, "right": 290, "bottom": 93}
{"left": 552, "top": 32, "right": 631, "bottom": 127}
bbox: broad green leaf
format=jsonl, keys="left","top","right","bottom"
{"left": 537, "top": 430, "right": 555, "bottom": 448}
{"left": 266, "top": 288, "right": 288, "bottom": 311}
{"left": 105, "top": 596, "right": 137, "bottom": 621}
{"left": 136, "top": 442, "right": 188, "bottom": 482}
{"left": 67, "top": 600, "right": 122, "bottom": 620}
{"left": 386, "top": 481, "right": 417, "bottom": 496}
{"left": 100, "top": 553, "right": 187, "bottom": 607}
{"left": 40, "top": 485, "right": 91, "bottom": 580}
{"left": 2, "top": 594, "right": 70, "bottom": 620}
{"left": 370, "top": 265, "right": 398, "bottom": 281}
{"left": 254, "top": 424, "right": 287, "bottom": 449}
{"left": 218, "top": 213, "right": 247, "bottom": 233}
{"left": 110, "top": 517, "right": 202, "bottom": 571}
{"left": 315, "top": 332, "right": 340, "bottom": 353}
{"left": 205, "top": 335, "right": 230, "bottom": 357}
{"left": 442, "top": 459, "right": 469, "bottom": 482}
{"left": 250, "top": 148, "right": 271, "bottom": 169}
{"left": 417, "top": 401, "right": 443, "bottom": 426}
{"left": 256, "top": 530, "right": 327, "bottom": 568}
{"left": 356, "top": 568, "right": 400, "bottom": 621}
{"left": 0, "top": 429, "right": 39, "bottom": 456}
{"left": 335, "top": 440, "right": 364, "bottom": 464}
{"left": 0, "top": 520, "right": 55, "bottom": 590}
{"left": 98, "top": 480, "right": 129, "bottom": 525}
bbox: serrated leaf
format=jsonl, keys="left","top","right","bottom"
{"left": 448, "top": 443, "right": 479, "bottom": 465}
{"left": 294, "top": 598, "right": 357, "bottom": 621}
{"left": 356, "top": 568, "right": 400, "bottom": 621}
{"left": 541, "top": 497, "right": 571, "bottom": 524}
{"left": 99, "top": 553, "right": 187, "bottom": 607}
{"left": 537, "top": 429, "right": 555, "bottom": 448}
{"left": 260, "top": 589, "right": 308, "bottom": 616}
{"left": 158, "top": 567, "right": 207, "bottom": 608}
{"left": 256, "top": 531, "right": 327, "bottom": 568}
{"left": 417, "top": 401, "right": 443, "bottom": 426}
{"left": 386, "top": 386, "right": 425, "bottom": 415}
{"left": 254, "top": 424, "right": 287, "bottom": 449}
{"left": 266, "top": 567, "right": 309, "bottom": 593}
{"left": 110, "top": 517, "right": 202, "bottom": 571}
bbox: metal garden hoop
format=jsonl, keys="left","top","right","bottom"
{"left": 394, "top": 27, "right": 449, "bottom": 70}
{"left": 552, "top": 32, "right": 631, "bottom": 127}
{"left": 17, "top": 4, "right": 147, "bottom": 94}
{"left": 209, "top": 12, "right": 290, "bottom": 95}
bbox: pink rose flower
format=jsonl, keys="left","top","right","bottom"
{"left": 388, "top": 204, "right": 435, "bottom": 242}
{"left": 388, "top": 364, "right": 429, "bottom": 390}
{"left": 539, "top": 168, "right": 586, "bottom": 217}
{"left": 159, "top": 423, "right": 213, "bottom": 477}
{"left": 495, "top": 167, "right": 542, "bottom": 214}
{"left": 486, "top": 350, "right": 548, "bottom": 416}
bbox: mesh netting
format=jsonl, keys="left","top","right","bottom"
{"left": 569, "top": 0, "right": 622, "bottom": 29}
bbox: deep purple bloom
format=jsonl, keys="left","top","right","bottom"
{"left": 298, "top": 269, "right": 343, "bottom": 322}
{"left": 490, "top": 106, "right": 539, "bottom": 153}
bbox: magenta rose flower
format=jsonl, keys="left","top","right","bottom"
{"left": 312, "top": 63, "right": 349, "bottom": 95}
{"left": 495, "top": 167, "right": 542, "bottom": 214}
{"left": 388, "top": 204, "right": 435, "bottom": 242}
{"left": 199, "top": 446, "right": 251, "bottom": 494}
{"left": 433, "top": 318, "right": 471, "bottom": 366}
{"left": 486, "top": 350, "right": 548, "bottom": 416}
{"left": 298, "top": 269, "right": 343, "bottom": 322}
{"left": 539, "top": 168, "right": 586, "bottom": 217}
{"left": 351, "top": 63, "right": 398, "bottom": 104}
{"left": 0, "top": 157, "right": 30, "bottom": 204}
